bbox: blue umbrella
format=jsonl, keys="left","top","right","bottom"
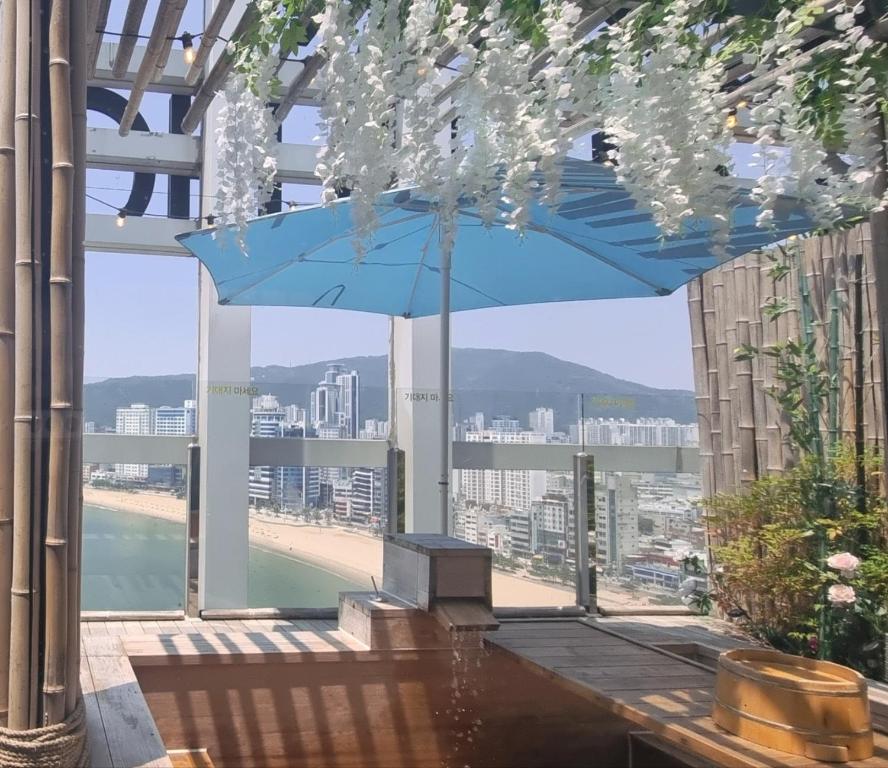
{"left": 177, "top": 158, "right": 818, "bottom": 531}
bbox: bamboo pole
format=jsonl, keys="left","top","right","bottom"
{"left": 66, "top": 0, "right": 87, "bottom": 720}
{"left": 184, "top": 0, "right": 236, "bottom": 85}
{"left": 110, "top": 0, "right": 149, "bottom": 80}
{"left": 748, "top": 255, "right": 769, "bottom": 474}
{"left": 868, "top": 117, "right": 888, "bottom": 474}
{"left": 733, "top": 260, "right": 757, "bottom": 485}
{"left": 687, "top": 278, "right": 714, "bottom": 497}
{"left": 43, "top": 0, "right": 74, "bottom": 725}
{"left": 179, "top": 4, "right": 258, "bottom": 134}
{"left": 860, "top": 225, "right": 882, "bottom": 452}
{"left": 86, "top": 0, "right": 110, "bottom": 78}
{"left": 118, "top": 0, "right": 188, "bottom": 137}
{"left": 761, "top": 261, "right": 784, "bottom": 473}
{"left": 712, "top": 270, "right": 736, "bottom": 490}
{"left": 703, "top": 277, "right": 724, "bottom": 494}
{"left": 0, "top": 0, "right": 17, "bottom": 729}
{"left": 273, "top": 52, "right": 326, "bottom": 126}
{"left": 8, "top": 0, "right": 42, "bottom": 731}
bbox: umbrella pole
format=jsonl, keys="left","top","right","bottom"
{"left": 439, "top": 243, "right": 451, "bottom": 536}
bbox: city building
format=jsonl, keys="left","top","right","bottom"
{"left": 490, "top": 415, "right": 520, "bottom": 434}
{"left": 114, "top": 403, "right": 155, "bottom": 480}
{"left": 458, "top": 429, "right": 546, "bottom": 512}
{"left": 531, "top": 492, "right": 575, "bottom": 566}
{"left": 310, "top": 363, "right": 361, "bottom": 439}
{"left": 595, "top": 472, "right": 639, "bottom": 571}
{"left": 578, "top": 417, "right": 699, "bottom": 448}
{"left": 359, "top": 418, "right": 388, "bottom": 440}
{"left": 154, "top": 400, "right": 197, "bottom": 436}
{"left": 350, "top": 467, "right": 386, "bottom": 526}
{"left": 528, "top": 407, "right": 555, "bottom": 437}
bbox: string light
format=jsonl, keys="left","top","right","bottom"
{"left": 181, "top": 32, "right": 195, "bottom": 65}
{"left": 736, "top": 99, "right": 748, "bottom": 110}
{"left": 726, "top": 113, "right": 737, "bottom": 129}
{"left": 205, "top": 214, "right": 215, "bottom": 226}
{"left": 115, "top": 209, "right": 127, "bottom": 228}
{"left": 288, "top": 201, "right": 298, "bottom": 211}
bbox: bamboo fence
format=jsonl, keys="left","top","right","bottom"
{"left": 0, "top": 0, "right": 87, "bottom": 737}
{"left": 0, "top": 0, "right": 16, "bottom": 730}
{"left": 688, "top": 225, "right": 884, "bottom": 498}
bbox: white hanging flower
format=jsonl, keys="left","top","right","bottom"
{"left": 213, "top": 56, "right": 278, "bottom": 240}
{"left": 594, "top": 0, "right": 735, "bottom": 253}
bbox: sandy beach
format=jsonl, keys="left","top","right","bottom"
{"left": 82, "top": 487, "right": 576, "bottom": 607}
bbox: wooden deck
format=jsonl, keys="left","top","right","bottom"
{"left": 489, "top": 618, "right": 888, "bottom": 768}
{"left": 81, "top": 614, "right": 888, "bottom": 768}
{"left": 81, "top": 617, "right": 342, "bottom": 768}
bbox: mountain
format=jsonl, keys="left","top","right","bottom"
{"left": 84, "top": 348, "right": 696, "bottom": 431}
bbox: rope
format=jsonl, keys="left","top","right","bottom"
{"left": 0, "top": 697, "right": 88, "bottom": 768}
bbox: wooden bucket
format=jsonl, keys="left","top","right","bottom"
{"left": 712, "top": 648, "right": 874, "bottom": 763}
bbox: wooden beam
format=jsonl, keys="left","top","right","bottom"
{"left": 184, "top": 0, "right": 237, "bottom": 86}
{"left": 110, "top": 0, "right": 149, "bottom": 80}
{"left": 179, "top": 6, "right": 257, "bottom": 134}
{"left": 119, "top": 0, "right": 189, "bottom": 137}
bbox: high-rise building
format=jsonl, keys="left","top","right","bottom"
{"left": 595, "top": 472, "right": 639, "bottom": 571}
{"left": 490, "top": 415, "right": 520, "bottom": 434}
{"left": 115, "top": 403, "right": 155, "bottom": 480}
{"left": 249, "top": 395, "right": 286, "bottom": 506}
{"left": 155, "top": 400, "right": 197, "bottom": 436}
{"left": 359, "top": 419, "right": 388, "bottom": 440}
{"left": 531, "top": 492, "right": 575, "bottom": 566}
{"left": 310, "top": 364, "right": 360, "bottom": 439}
{"left": 579, "top": 417, "right": 699, "bottom": 448}
{"left": 149, "top": 400, "right": 197, "bottom": 488}
{"left": 528, "top": 407, "right": 555, "bottom": 437}
{"left": 336, "top": 369, "right": 360, "bottom": 439}
{"left": 458, "top": 429, "right": 546, "bottom": 512}
{"left": 351, "top": 467, "right": 386, "bottom": 525}
{"left": 284, "top": 405, "right": 307, "bottom": 427}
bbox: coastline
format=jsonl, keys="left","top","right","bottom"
{"left": 82, "top": 487, "right": 576, "bottom": 607}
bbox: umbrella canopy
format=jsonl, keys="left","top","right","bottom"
{"left": 178, "top": 157, "right": 819, "bottom": 536}
{"left": 177, "top": 159, "right": 816, "bottom": 317}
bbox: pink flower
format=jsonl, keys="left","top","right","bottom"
{"left": 826, "top": 552, "right": 860, "bottom": 577}
{"left": 828, "top": 584, "right": 856, "bottom": 606}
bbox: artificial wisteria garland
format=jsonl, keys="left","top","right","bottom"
{"left": 213, "top": 0, "right": 888, "bottom": 255}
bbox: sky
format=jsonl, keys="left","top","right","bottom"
{"left": 83, "top": 1, "right": 769, "bottom": 392}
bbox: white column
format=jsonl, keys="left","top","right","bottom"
{"left": 390, "top": 316, "right": 451, "bottom": 533}
{"left": 196, "top": 0, "right": 251, "bottom": 609}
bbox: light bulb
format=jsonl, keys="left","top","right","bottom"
{"left": 289, "top": 201, "right": 298, "bottom": 211}
{"left": 116, "top": 209, "right": 127, "bottom": 228}
{"left": 182, "top": 33, "right": 195, "bottom": 66}
{"left": 726, "top": 113, "right": 737, "bottom": 128}
{"left": 736, "top": 100, "right": 748, "bottom": 110}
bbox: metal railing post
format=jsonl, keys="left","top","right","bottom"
{"left": 573, "top": 452, "right": 595, "bottom": 611}
{"left": 386, "top": 445, "right": 400, "bottom": 535}
{"left": 185, "top": 442, "right": 201, "bottom": 618}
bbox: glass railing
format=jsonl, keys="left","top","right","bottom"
{"left": 79, "top": 385, "right": 703, "bottom": 615}
{"left": 579, "top": 393, "right": 702, "bottom": 613}
{"left": 82, "top": 470, "right": 187, "bottom": 612}
{"left": 247, "top": 464, "right": 387, "bottom": 608}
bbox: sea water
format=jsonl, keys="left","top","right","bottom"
{"left": 81, "top": 504, "right": 361, "bottom": 611}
